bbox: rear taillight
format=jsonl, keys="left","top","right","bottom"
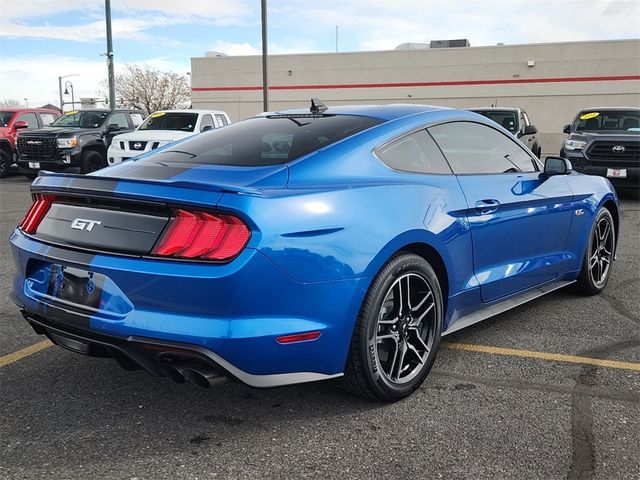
{"left": 152, "top": 209, "right": 250, "bottom": 261}
{"left": 19, "top": 194, "right": 55, "bottom": 234}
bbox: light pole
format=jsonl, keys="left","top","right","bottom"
{"left": 24, "top": 98, "right": 29, "bottom": 108}
{"left": 64, "top": 81, "right": 75, "bottom": 110}
{"left": 261, "top": 0, "right": 268, "bottom": 112}
{"left": 58, "top": 74, "right": 79, "bottom": 111}
{"left": 105, "top": 0, "right": 116, "bottom": 110}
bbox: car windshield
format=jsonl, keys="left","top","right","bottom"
{"left": 474, "top": 110, "right": 518, "bottom": 133}
{"left": 138, "top": 112, "right": 199, "bottom": 132}
{"left": 51, "top": 111, "right": 109, "bottom": 129}
{"left": 138, "top": 114, "right": 383, "bottom": 166}
{"left": 574, "top": 110, "right": 640, "bottom": 133}
{"left": 0, "top": 111, "right": 16, "bottom": 127}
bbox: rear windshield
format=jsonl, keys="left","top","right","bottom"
{"left": 0, "top": 111, "right": 15, "bottom": 127}
{"left": 473, "top": 110, "right": 518, "bottom": 133}
{"left": 138, "top": 115, "right": 383, "bottom": 166}
{"left": 574, "top": 110, "right": 640, "bottom": 133}
{"left": 139, "top": 112, "right": 199, "bottom": 132}
{"left": 52, "top": 111, "right": 109, "bottom": 128}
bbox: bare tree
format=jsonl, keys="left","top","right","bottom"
{"left": 0, "top": 99, "right": 23, "bottom": 108}
{"left": 100, "top": 64, "right": 191, "bottom": 113}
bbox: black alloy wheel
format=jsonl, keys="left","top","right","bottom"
{"left": 344, "top": 253, "right": 443, "bottom": 401}
{"left": 81, "top": 150, "right": 107, "bottom": 174}
{"left": 0, "top": 148, "right": 10, "bottom": 178}
{"left": 575, "top": 207, "right": 615, "bottom": 295}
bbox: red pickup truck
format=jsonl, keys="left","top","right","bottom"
{"left": 0, "top": 108, "right": 61, "bottom": 178}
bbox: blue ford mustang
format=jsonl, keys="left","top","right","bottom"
{"left": 10, "top": 101, "right": 619, "bottom": 401}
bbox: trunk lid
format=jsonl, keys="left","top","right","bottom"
{"left": 28, "top": 161, "right": 287, "bottom": 255}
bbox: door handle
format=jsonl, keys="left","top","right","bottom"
{"left": 475, "top": 199, "right": 500, "bottom": 214}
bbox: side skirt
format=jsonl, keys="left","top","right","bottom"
{"left": 443, "top": 280, "right": 575, "bottom": 336}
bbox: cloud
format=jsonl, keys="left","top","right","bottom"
{"left": 207, "top": 41, "right": 261, "bottom": 56}
{"left": 0, "top": 54, "right": 191, "bottom": 108}
{"left": 0, "top": 55, "right": 108, "bottom": 107}
{"left": 2, "top": 0, "right": 252, "bottom": 24}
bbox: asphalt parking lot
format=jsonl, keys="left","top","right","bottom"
{"left": 1, "top": 171, "right": 638, "bottom": 480}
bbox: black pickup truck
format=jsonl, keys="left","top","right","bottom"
{"left": 561, "top": 108, "right": 639, "bottom": 192}
{"left": 16, "top": 109, "right": 145, "bottom": 177}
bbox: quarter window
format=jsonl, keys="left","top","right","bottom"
{"left": 429, "top": 122, "right": 537, "bottom": 174}
{"left": 375, "top": 130, "right": 451, "bottom": 174}
{"left": 215, "top": 114, "right": 228, "bottom": 126}
{"left": 108, "top": 113, "right": 129, "bottom": 129}
{"left": 16, "top": 112, "right": 38, "bottom": 129}
{"left": 39, "top": 113, "right": 57, "bottom": 126}
{"left": 130, "top": 113, "right": 144, "bottom": 127}
{"left": 200, "top": 114, "right": 214, "bottom": 132}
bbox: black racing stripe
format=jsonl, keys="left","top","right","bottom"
{"left": 30, "top": 298, "right": 91, "bottom": 330}
{"left": 32, "top": 177, "right": 120, "bottom": 194}
{"left": 114, "top": 163, "right": 191, "bottom": 180}
{"left": 33, "top": 242, "right": 97, "bottom": 267}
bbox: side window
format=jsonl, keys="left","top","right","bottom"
{"left": 39, "top": 113, "right": 57, "bottom": 126}
{"left": 200, "top": 114, "right": 214, "bottom": 132}
{"left": 130, "top": 113, "right": 144, "bottom": 128}
{"left": 215, "top": 114, "right": 228, "bottom": 126}
{"left": 108, "top": 112, "right": 129, "bottom": 129}
{"left": 16, "top": 112, "right": 38, "bottom": 129}
{"left": 522, "top": 111, "right": 531, "bottom": 127}
{"left": 429, "top": 121, "right": 537, "bottom": 174}
{"left": 375, "top": 129, "right": 452, "bottom": 174}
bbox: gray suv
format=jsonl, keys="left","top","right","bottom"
{"left": 469, "top": 107, "right": 541, "bottom": 158}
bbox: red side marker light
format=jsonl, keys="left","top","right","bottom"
{"left": 275, "top": 331, "right": 322, "bottom": 344}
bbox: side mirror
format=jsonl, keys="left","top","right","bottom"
{"left": 563, "top": 124, "right": 571, "bottom": 134}
{"left": 523, "top": 125, "right": 537, "bottom": 135}
{"left": 544, "top": 156, "right": 572, "bottom": 176}
{"left": 201, "top": 125, "right": 213, "bottom": 132}
{"left": 107, "top": 123, "right": 120, "bottom": 132}
{"left": 13, "top": 121, "right": 29, "bottom": 130}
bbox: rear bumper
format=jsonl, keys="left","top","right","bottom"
{"left": 10, "top": 229, "right": 367, "bottom": 383}
{"left": 14, "top": 306, "right": 341, "bottom": 388}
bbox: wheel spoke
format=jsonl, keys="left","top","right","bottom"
{"left": 407, "top": 343, "right": 425, "bottom": 365}
{"left": 378, "top": 316, "right": 400, "bottom": 325}
{"left": 414, "top": 302, "right": 434, "bottom": 325}
{"left": 376, "top": 333, "right": 398, "bottom": 343}
{"left": 599, "top": 221, "right": 610, "bottom": 243}
{"left": 411, "top": 290, "right": 432, "bottom": 312}
{"left": 385, "top": 337, "right": 400, "bottom": 379}
{"left": 589, "top": 253, "right": 598, "bottom": 269}
{"left": 409, "top": 327, "right": 431, "bottom": 353}
{"left": 393, "top": 341, "right": 408, "bottom": 381}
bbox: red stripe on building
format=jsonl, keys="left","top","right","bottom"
{"left": 192, "top": 75, "right": 640, "bottom": 92}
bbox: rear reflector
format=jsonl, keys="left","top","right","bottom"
{"left": 275, "top": 331, "right": 322, "bottom": 344}
{"left": 152, "top": 209, "right": 250, "bottom": 261}
{"left": 19, "top": 194, "right": 55, "bottom": 234}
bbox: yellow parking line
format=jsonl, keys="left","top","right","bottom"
{"left": 1, "top": 338, "right": 638, "bottom": 373}
{"left": 443, "top": 341, "right": 640, "bottom": 372}
{"left": 0, "top": 340, "right": 52, "bottom": 367}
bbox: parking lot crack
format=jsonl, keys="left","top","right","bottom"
{"left": 599, "top": 292, "right": 639, "bottom": 327}
{"left": 567, "top": 339, "right": 638, "bottom": 480}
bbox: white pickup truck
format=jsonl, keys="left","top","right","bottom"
{"left": 107, "top": 109, "right": 231, "bottom": 165}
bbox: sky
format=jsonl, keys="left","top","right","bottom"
{"left": 1, "top": 0, "right": 639, "bottom": 108}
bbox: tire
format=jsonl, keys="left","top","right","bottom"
{"left": 574, "top": 207, "right": 615, "bottom": 295}
{"left": 81, "top": 150, "right": 106, "bottom": 174}
{"left": 0, "top": 147, "right": 10, "bottom": 178}
{"left": 344, "top": 253, "right": 443, "bottom": 402}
